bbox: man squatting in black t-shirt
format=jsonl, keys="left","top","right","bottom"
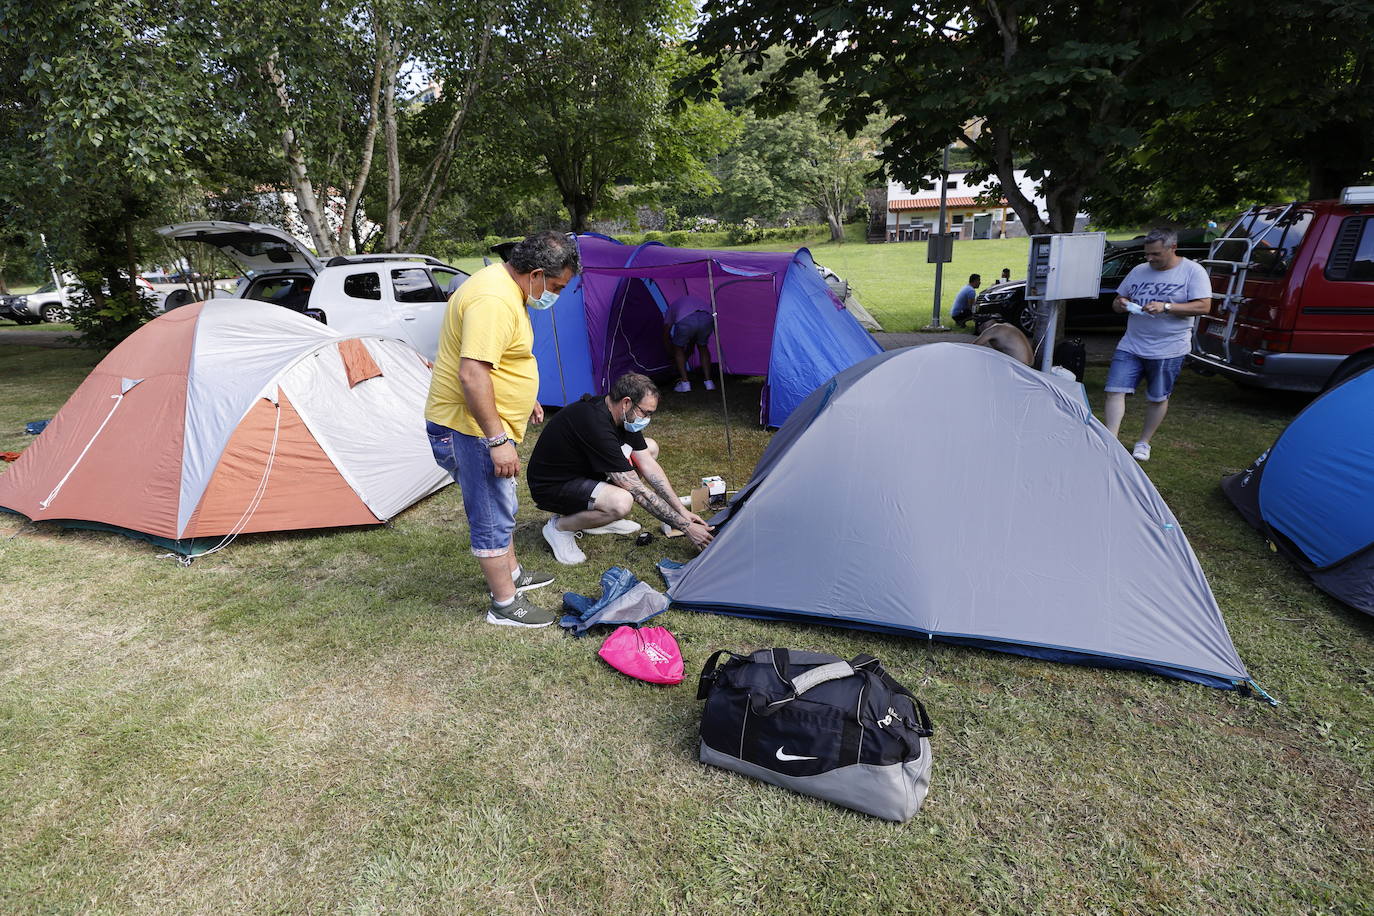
{"left": 528, "top": 373, "right": 715, "bottom": 565}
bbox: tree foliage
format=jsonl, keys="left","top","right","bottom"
{"left": 495, "top": 0, "right": 736, "bottom": 232}
{"left": 703, "top": 58, "right": 881, "bottom": 240}
{"left": 1091, "top": 0, "right": 1374, "bottom": 226}
{"left": 0, "top": 0, "right": 233, "bottom": 344}
{"left": 687, "top": 0, "right": 1374, "bottom": 233}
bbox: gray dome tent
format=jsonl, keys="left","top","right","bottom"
{"left": 665, "top": 344, "right": 1265, "bottom": 697}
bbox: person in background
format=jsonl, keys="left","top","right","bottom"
{"left": 424, "top": 230, "right": 580, "bottom": 628}
{"left": 950, "top": 274, "right": 981, "bottom": 328}
{"left": 529, "top": 373, "right": 714, "bottom": 565}
{"left": 1103, "top": 228, "right": 1212, "bottom": 462}
{"left": 664, "top": 293, "right": 716, "bottom": 393}
{"left": 1000, "top": 267, "right": 1011, "bottom": 284}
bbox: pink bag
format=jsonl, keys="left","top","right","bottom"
{"left": 598, "top": 625, "right": 685, "bottom": 685}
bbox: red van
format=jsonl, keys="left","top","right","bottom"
{"left": 1189, "top": 187, "right": 1374, "bottom": 392}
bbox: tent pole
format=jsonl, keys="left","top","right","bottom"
{"left": 549, "top": 300, "right": 568, "bottom": 407}
{"left": 707, "top": 260, "right": 733, "bottom": 459}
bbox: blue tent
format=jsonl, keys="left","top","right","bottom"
{"left": 1223, "top": 366, "right": 1374, "bottom": 615}
{"left": 529, "top": 234, "right": 882, "bottom": 427}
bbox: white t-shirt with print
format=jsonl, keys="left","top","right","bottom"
{"left": 1116, "top": 258, "right": 1211, "bottom": 359}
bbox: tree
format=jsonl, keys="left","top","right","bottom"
{"left": 0, "top": 0, "right": 234, "bottom": 345}
{"left": 1091, "top": 0, "right": 1374, "bottom": 226}
{"left": 496, "top": 1, "right": 736, "bottom": 232}
{"left": 668, "top": 57, "right": 881, "bottom": 239}
{"left": 687, "top": 0, "right": 1374, "bottom": 234}
{"left": 218, "top": 0, "right": 501, "bottom": 256}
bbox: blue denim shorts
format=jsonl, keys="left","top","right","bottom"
{"left": 426, "top": 421, "right": 517, "bottom": 557}
{"left": 670, "top": 310, "right": 713, "bottom": 348}
{"left": 1105, "top": 351, "right": 1186, "bottom": 402}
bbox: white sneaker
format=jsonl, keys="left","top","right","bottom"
{"left": 583, "top": 518, "right": 642, "bottom": 536}
{"left": 703, "top": 379, "right": 716, "bottom": 391}
{"left": 673, "top": 380, "right": 691, "bottom": 393}
{"left": 1132, "top": 441, "right": 1152, "bottom": 461}
{"left": 542, "top": 516, "right": 586, "bottom": 565}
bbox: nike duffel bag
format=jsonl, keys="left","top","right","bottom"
{"left": 696, "top": 648, "right": 934, "bottom": 822}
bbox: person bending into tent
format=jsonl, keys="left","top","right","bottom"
{"left": 425, "top": 230, "right": 580, "bottom": 628}
{"left": 664, "top": 293, "right": 716, "bottom": 393}
{"left": 529, "top": 373, "right": 714, "bottom": 564}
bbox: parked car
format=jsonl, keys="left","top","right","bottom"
{"left": 1189, "top": 188, "right": 1374, "bottom": 392}
{"left": 972, "top": 232, "right": 1210, "bottom": 335}
{"left": 157, "top": 221, "right": 467, "bottom": 360}
{"left": 6, "top": 275, "right": 158, "bottom": 324}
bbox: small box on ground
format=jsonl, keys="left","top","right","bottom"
{"left": 700, "top": 475, "right": 727, "bottom": 509}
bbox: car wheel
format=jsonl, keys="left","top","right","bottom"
{"left": 1016, "top": 302, "right": 1038, "bottom": 337}
{"left": 40, "top": 304, "right": 66, "bottom": 323}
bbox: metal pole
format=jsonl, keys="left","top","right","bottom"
{"left": 548, "top": 296, "right": 569, "bottom": 407}
{"left": 1039, "top": 300, "right": 1060, "bottom": 372}
{"left": 706, "top": 260, "right": 733, "bottom": 460}
{"left": 927, "top": 144, "right": 951, "bottom": 329}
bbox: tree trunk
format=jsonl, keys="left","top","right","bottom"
{"left": 1305, "top": 121, "right": 1370, "bottom": 200}
{"left": 401, "top": 21, "right": 495, "bottom": 251}
{"left": 380, "top": 29, "right": 402, "bottom": 252}
{"left": 568, "top": 196, "right": 592, "bottom": 233}
{"left": 975, "top": 122, "right": 1052, "bottom": 236}
{"left": 124, "top": 219, "right": 138, "bottom": 307}
{"left": 264, "top": 54, "right": 339, "bottom": 259}
{"left": 336, "top": 31, "right": 386, "bottom": 257}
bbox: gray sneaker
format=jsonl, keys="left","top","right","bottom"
{"left": 512, "top": 565, "right": 555, "bottom": 593}
{"left": 486, "top": 594, "right": 558, "bottom": 628}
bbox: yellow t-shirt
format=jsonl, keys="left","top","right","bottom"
{"left": 425, "top": 263, "right": 539, "bottom": 442}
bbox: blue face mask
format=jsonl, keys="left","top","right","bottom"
{"left": 625, "top": 415, "right": 650, "bottom": 433}
{"left": 527, "top": 275, "right": 559, "bottom": 310}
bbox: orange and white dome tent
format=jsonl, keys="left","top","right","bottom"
{"left": 0, "top": 300, "right": 451, "bottom": 556}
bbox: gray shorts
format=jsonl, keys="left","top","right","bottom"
{"left": 670, "top": 310, "right": 713, "bottom": 348}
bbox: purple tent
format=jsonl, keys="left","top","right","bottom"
{"left": 529, "top": 235, "right": 881, "bottom": 428}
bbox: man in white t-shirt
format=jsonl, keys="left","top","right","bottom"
{"left": 1103, "top": 228, "right": 1212, "bottom": 461}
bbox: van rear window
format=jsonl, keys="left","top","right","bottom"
{"left": 1214, "top": 207, "right": 1311, "bottom": 275}
{"left": 1325, "top": 217, "right": 1374, "bottom": 282}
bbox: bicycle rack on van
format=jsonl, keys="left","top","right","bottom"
{"left": 1195, "top": 203, "right": 1296, "bottom": 364}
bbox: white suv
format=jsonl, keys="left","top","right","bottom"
{"left": 7, "top": 274, "right": 159, "bottom": 324}
{"left": 157, "top": 221, "right": 468, "bottom": 360}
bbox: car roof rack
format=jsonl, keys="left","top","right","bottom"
{"left": 324, "top": 254, "right": 450, "bottom": 268}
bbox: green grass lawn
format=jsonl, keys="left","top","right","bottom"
{"left": 1, "top": 243, "right": 1372, "bottom": 913}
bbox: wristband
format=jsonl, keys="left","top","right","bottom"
{"left": 481, "top": 433, "right": 510, "bottom": 448}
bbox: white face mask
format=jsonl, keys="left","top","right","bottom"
{"left": 624, "top": 401, "right": 652, "bottom": 433}
{"left": 527, "top": 274, "right": 559, "bottom": 310}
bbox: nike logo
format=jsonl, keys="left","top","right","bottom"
{"left": 775, "top": 746, "right": 818, "bottom": 762}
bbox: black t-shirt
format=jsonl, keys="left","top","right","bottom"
{"left": 527, "top": 396, "right": 648, "bottom": 499}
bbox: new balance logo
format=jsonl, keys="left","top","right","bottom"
{"left": 775, "top": 746, "right": 818, "bottom": 762}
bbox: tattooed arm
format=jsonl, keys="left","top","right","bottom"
{"left": 607, "top": 468, "right": 714, "bottom": 549}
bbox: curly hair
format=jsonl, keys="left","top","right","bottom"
{"left": 508, "top": 230, "right": 581, "bottom": 277}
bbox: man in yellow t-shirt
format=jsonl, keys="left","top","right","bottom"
{"left": 425, "top": 230, "right": 580, "bottom": 628}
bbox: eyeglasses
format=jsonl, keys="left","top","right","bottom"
{"left": 628, "top": 400, "right": 656, "bottom": 420}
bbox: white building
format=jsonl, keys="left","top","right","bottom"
{"left": 884, "top": 170, "right": 1088, "bottom": 241}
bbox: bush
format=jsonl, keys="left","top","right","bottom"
{"left": 663, "top": 230, "right": 690, "bottom": 247}
{"left": 66, "top": 279, "right": 156, "bottom": 350}
{"left": 642, "top": 231, "right": 663, "bottom": 243}
{"left": 436, "top": 235, "right": 518, "bottom": 259}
